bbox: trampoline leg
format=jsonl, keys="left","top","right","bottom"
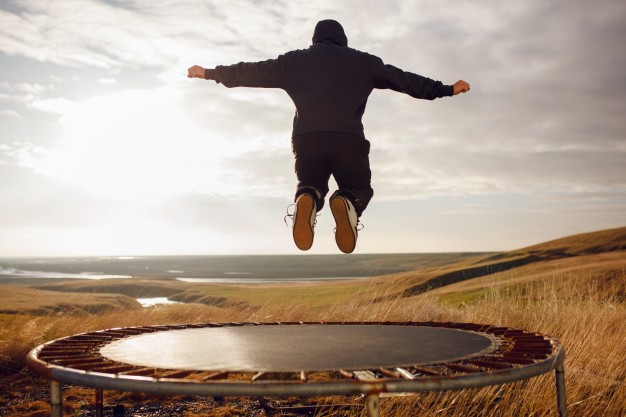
{"left": 555, "top": 362, "right": 568, "bottom": 417}
{"left": 95, "top": 388, "right": 104, "bottom": 417}
{"left": 366, "top": 394, "right": 380, "bottom": 417}
{"left": 51, "top": 381, "right": 62, "bottom": 417}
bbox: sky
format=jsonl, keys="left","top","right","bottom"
{"left": 0, "top": 0, "right": 625, "bottom": 257}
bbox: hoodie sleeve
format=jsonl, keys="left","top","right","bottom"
{"left": 372, "top": 58, "right": 453, "bottom": 100}
{"left": 213, "top": 54, "right": 288, "bottom": 89}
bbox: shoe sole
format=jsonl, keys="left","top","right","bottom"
{"left": 293, "top": 194, "right": 315, "bottom": 251}
{"left": 330, "top": 197, "right": 357, "bottom": 254}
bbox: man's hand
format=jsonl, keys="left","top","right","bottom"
{"left": 187, "top": 65, "right": 206, "bottom": 79}
{"left": 453, "top": 80, "right": 470, "bottom": 95}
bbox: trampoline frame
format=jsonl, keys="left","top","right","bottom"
{"left": 26, "top": 321, "right": 568, "bottom": 417}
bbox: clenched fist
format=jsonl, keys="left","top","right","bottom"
{"left": 453, "top": 80, "right": 470, "bottom": 95}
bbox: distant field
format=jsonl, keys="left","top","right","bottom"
{"left": 0, "top": 252, "right": 486, "bottom": 279}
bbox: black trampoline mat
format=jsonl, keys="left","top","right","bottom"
{"left": 99, "top": 324, "right": 498, "bottom": 372}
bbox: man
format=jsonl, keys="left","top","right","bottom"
{"left": 188, "top": 19, "right": 470, "bottom": 254}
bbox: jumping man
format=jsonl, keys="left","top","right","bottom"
{"left": 188, "top": 19, "right": 470, "bottom": 254}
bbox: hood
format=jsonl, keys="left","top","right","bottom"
{"left": 312, "top": 19, "right": 348, "bottom": 47}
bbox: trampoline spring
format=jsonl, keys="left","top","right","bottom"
{"left": 517, "top": 342, "right": 553, "bottom": 350}
{"left": 455, "top": 324, "right": 484, "bottom": 331}
{"left": 485, "top": 326, "right": 511, "bottom": 335}
{"left": 511, "top": 348, "right": 551, "bottom": 357}
{"left": 468, "top": 359, "right": 513, "bottom": 370}
{"left": 511, "top": 336, "right": 549, "bottom": 343}
{"left": 145, "top": 325, "right": 173, "bottom": 331}
{"left": 184, "top": 323, "right": 212, "bottom": 328}
{"left": 50, "top": 357, "right": 101, "bottom": 366}
{"left": 39, "top": 351, "right": 90, "bottom": 360}
{"left": 157, "top": 370, "right": 193, "bottom": 379}
{"left": 409, "top": 366, "right": 446, "bottom": 376}
{"left": 67, "top": 336, "right": 112, "bottom": 344}
{"left": 94, "top": 332, "right": 130, "bottom": 339}
{"left": 95, "top": 365, "right": 137, "bottom": 374}
{"left": 164, "top": 324, "right": 188, "bottom": 330}
{"left": 394, "top": 368, "right": 416, "bottom": 380}
{"left": 201, "top": 322, "right": 224, "bottom": 327}
{"left": 378, "top": 368, "right": 400, "bottom": 378}
{"left": 444, "top": 363, "right": 482, "bottom": 374}
{"left": 502, "top": 329, "right": 527, "bottom": 336}
{"left": 73, "top": 362, "right": 119, "bottom": 371}
{"left": 251, "top": 372, "right": 268, "bottom": 381}
{"left": 202, "top": 371, "right": 229, "bottom": 381}
{"left": 131, "top": 326, "right": 161, "bottom": 332}
{"left": 117, "top": 367, "right": 156, "bottom": 376}
{"left": 510, "top": 338, "right": 550, "bottom": 345}
{"left": 510, "top": 334, "right": 544, "bottom": 340}
{"left": 498, "top": 355, "right": 536, "bottom": 365}
{"left": 42, "top": 341, "right": 95, "bottom": 347}
{"left": 42, "top": 345, "right": 91, "bottom": 353}
{"left": 113, "top": 329, "right": 145, "bottom": 335}
{"left": 339, "top": 369, "right": 355, "bottom": 379}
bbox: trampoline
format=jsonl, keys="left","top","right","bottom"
{"left": 27, "top": 321, "right": 568, "bottom": 416}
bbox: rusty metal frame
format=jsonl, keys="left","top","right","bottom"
{"left": 26, "top": 321, "right": 568, "bottom": 417}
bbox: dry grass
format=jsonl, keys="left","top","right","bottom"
{"left": 0, "top": 284, "right": 141, "bottom": 315}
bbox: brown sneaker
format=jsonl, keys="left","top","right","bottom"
{"left": 292, "top": 193, "right": 317, "bottom": 251}
{"left": 330, "top": 195, "right": 358, "bottom": 254}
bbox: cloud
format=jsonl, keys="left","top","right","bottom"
{"left": 0, "top": 1, "right": 179, "bottom": 68}
{"left": 0, "top": 81, "right": 52, "bottom": 107}
{"left": 0, "top": 109, "right": 21, "bottom": 118}
{"left": 0, "top": 0, "right": 312, "bottom": 71}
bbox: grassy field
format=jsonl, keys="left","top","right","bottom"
{"left": 0, "top": 227, "right": 625, "bottom": 416}
{"left": 0, "top": 284, "right": 141, "bottom": 315}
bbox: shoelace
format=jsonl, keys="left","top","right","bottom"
{"left": 333, "top": 221, "right": 364, "bottom": 234}
{"left": 283, "top": 204, "right": 295, "bottom": 226}
{"left": 283, "top": 204, "right": 319, "bottom": 227}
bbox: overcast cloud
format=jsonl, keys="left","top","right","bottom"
{"left": 0, "top": 0, "right": 624, "bottom": 256}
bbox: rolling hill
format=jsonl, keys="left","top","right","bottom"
{"left": 388, "top": 226, "right": 626, "bottom": 299}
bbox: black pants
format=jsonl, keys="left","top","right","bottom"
{"left": 292, "top": 132, "right": 374, "bottom": 217}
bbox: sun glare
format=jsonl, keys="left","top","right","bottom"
{"left": 34, "top": 84, "right": 237, "bottom": 201}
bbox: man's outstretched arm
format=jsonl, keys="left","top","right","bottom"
{"left": 188, "top": 55, "right": 287, "bottom": 88}
{"left": 373, "top": 60, "right": 470, "bottom": 100}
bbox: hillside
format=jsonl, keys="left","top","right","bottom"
{"left": 387, "top": 226, "right": 626, "bottom": 298}
{"left": 432, "top": 251, "right": 626, "bottom": 303}
{"left": 0, "top": 284, "right": 141, "bottom": 315}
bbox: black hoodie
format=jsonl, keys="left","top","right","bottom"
{"left": 211, "top": 19, "right": 453, "bottom": 138}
